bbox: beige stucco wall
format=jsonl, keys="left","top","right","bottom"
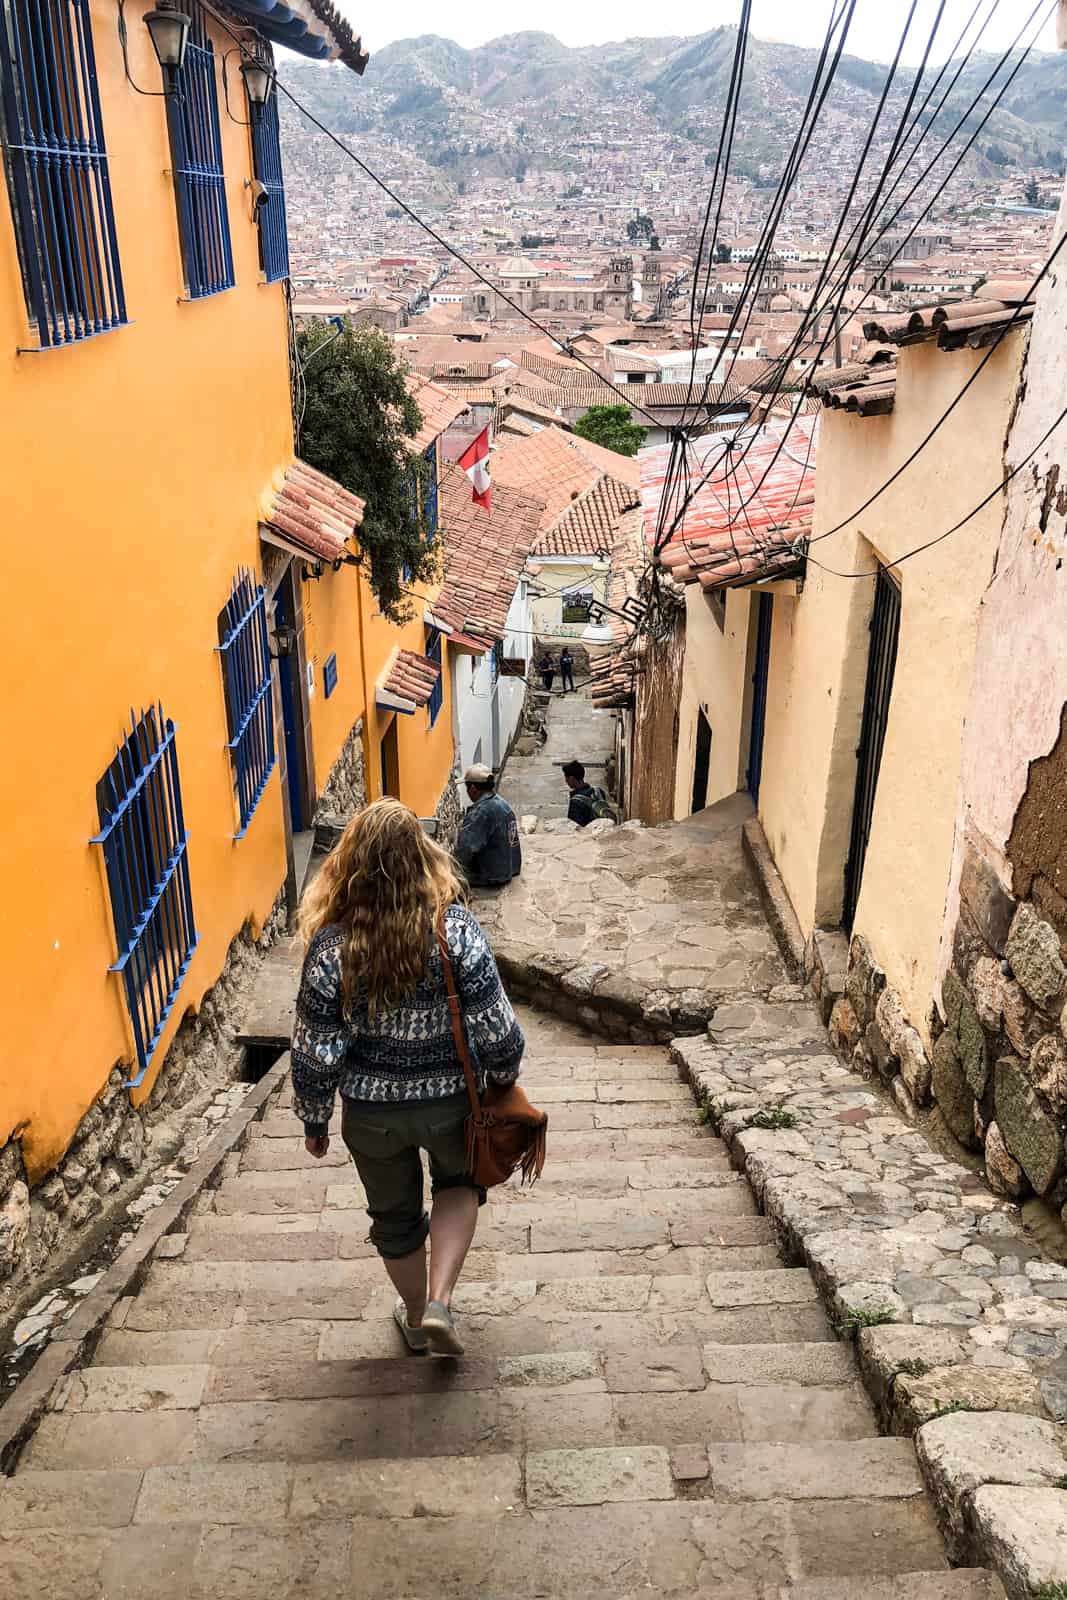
{"left": 673, "top": 587, "right": 754, "bottom": 818}
{"left": 759, "top": 331, "right": 1026, "bottom": 1047}
{"left": 938, "top": 181, "right": 1067, "bottom": 993}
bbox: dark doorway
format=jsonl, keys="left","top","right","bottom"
{"left": 843, "top": 564, "right": 901, "bottom": 930}
{"left": 275, "top": 567, "right": 308, "bottom": 831}
{"left": 379, "top": 718, "right": 400, "bottom": 798}
{"left": 746, "top": 593, "right": 773, "bottom": 803}
{"left": 691, "top": 709, "right": 712, "bottom": 813}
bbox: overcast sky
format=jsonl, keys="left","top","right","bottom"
{"left": 349, "top": 1, "right": 1059, "bottom": 65}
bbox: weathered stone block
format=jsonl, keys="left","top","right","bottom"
{"left": 829, "top": 996, "right": 860, "bottom": 1055}
{"left": 0, "top": 1178, "right": 30, "bottom": 1280}
{"left": 894, "top": 1364, "right": 1043, "bottom": 1434}
{"left": 959, "top": 845, "right": 1017, "bottom": 956}
{"left": 916, "top": 1410, "right": 1067, "bottom": 1563}
{"left": 958, "top": 998, "right": 989, "bottom": 1098}
{"left": 984, "top": 1120, "right": 1025, "bottom": 1199}
{"left": 1006, "top": 903, "right": 1066, "bottom": 1013}
{"left": 1031, "top": 1033, "right": 1067, "bottom": 1107}
{"left": 898, "top": 1024, "right": 933, "bottom": 1104}
{"left": 968, "top": 1484, "right": 1067, "bottom": 1600}
{"left": 865, "top": 1020, "right": 897, "bottom": 1081}
{"left": 995, "top": 1056, "right": 1062, "bottom": 1195}
{"left": 932, "top": 1032, "right": 979, "bottom": 1149}
{"left": 941, "top": 967, "right": 967, "bottom": 1032}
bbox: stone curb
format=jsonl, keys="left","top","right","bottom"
{"left": 740, "top": 816, "right": 806, "bottom": 981}
{"left": 671, "top": 1024, "right": 1067, "bottom": 1595}
{"left": 494, "top": 945, "right": 713, "bottom": 1045}
{"left": 0, "top": 1055, "right": 290, "bottom": 1473}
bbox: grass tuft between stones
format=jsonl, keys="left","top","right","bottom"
{"left": 1031, "top": 1584, "right": 1067, "bottom": 1600}
{"left": 834, "top": 1305, "right": 899, "bottom": 1338}
{"left": 895, "top": 1358, "right": 930, "bottom": 1378}
{"left": 745, "top": 1104, "right": 799, "bottom": 1131}
{"left": 930, "top": 1399, "right": 976, "bottom": 1418}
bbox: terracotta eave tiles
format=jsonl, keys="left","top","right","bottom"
{"left": 378, "top": 648, "right": 441, "bottom": 708}
{"left": 263, "top": 460, "right": 365, "bottom": 562}
{"left": 810, "top": 358, "right": 898, "bottom": 417}
{"left": 863, "top": 298, "right": 1034, "bottom": 351}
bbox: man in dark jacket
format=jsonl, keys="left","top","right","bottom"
{"left": 562, "top": 759, "right": 601, "bottom": 827}
{"left": 455, "top": 765, "right": 522, "bottom": 887}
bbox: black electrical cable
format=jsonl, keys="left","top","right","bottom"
{"left": 667, "top": 0, "right": 1053, "bottom": 554}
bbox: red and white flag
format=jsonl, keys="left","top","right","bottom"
{"left": 458, "top": 426, "right": 492, "bottom": 513}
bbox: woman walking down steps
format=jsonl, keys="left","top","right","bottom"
{"left": 293, "top": 799, "right": 525, "bottom": 1356}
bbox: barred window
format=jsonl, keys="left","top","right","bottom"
{"left": 250, "top": 81, "right": 288, "bottom": 283}
{"left": 217, "top": 570, "right": 276, "bottom": 836}
{"left": 166, "top": 2, "right": 233, "bottom": 299}
{"left": 0, "top": 0, "right": 126, "bottom": 347}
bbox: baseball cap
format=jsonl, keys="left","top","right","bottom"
{"left": 464, "top": 763, "right": 494, "bottom": 784}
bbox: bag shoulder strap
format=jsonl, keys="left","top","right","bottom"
{"left": 435, "top": 910, "right": 483, "bottom": 1122}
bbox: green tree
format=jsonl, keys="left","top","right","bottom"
{"left": 572, "top": 405, "right": 646, "bottom": 458}
{"left": 714, "top": 242, "right": 732, "bottom": 263}
{"left": 297, "top": 320, "right": 437, "bottom": 623}
{"left": 1025, "top": 176, "right": 1041, "bottom": 206}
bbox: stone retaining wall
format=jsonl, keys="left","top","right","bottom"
{"left": 0, "top": 894, "right": 284, "bottom": 1320}
{"left": 312, "top": 717, "right": 366, "bottom": 823}
{"left": 673, "top": 998, "right": 1067, "bottom": 1597}
{"left": 434, "top": 768, "right": 463, "bottom": 850}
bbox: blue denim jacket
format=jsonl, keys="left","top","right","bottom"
{"left": 455, "top": 793, "right": 522, "bottom": 886}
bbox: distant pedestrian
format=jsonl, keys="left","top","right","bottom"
{"left": 455, "top": 764, "right": 522, "bottom": 888}
{"left": 559, "top": 648, "right": 575, "bottom": 694}
{"left": 562, "top": 759, "right": 619, "bottom": 827}
{"left": 294, "top": 799, "right": 525, "bottom": 1357}
{"left": 539, "top": 653, "right": 555, "bottom": 694}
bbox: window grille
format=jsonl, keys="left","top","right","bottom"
{"left": 250, "top": 83, "right": 288, "bottom": 283}
{"left": 323, "top": 652, "right": 337, "bottom": 698}
{"left": 91, "top": 705, "right": 200, "bottom": 1087}
{"left": 425, "top": 626, "right": 443, "bottom": 727}
{"left": 0, "top": 0, "right": 126, "bottom": 347}
{"left": 166, "top": 2, "right": 234, "bottom": 299}
{"left": 422, "top": 442, "right": 439, "bottom": 533}
{"left": 217, "top": 569, "right": 276, "bottom": 837}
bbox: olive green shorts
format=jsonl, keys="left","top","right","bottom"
{"left": 340, "top": 1092, "right": 485, "bottom": 1260}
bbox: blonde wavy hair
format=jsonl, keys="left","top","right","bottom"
{"left": 299, "top": 799, "right": 466, "bottom": 1016}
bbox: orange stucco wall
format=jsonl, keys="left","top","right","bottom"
{"left": 0, "top": 4, "right": 294, "bottom": 1177}
{"left": 302, "top": 563, "right": 367, "bottom": 790}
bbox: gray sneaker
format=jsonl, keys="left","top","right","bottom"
{"left": 393, "top": 1297, "right": 427, "bottom": 1353}
{"left": 421, "top": 1299, "right": 464, "bottom": 1356}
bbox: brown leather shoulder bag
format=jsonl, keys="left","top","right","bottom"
{"left": 435, "top": 914, "right": 547, "bottom": 1188}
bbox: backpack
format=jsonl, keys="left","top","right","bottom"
{"left": 589, "top": 786, "right": 621, "bottom": 824}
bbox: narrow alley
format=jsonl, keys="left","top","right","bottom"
{"left": 0, "top": 688, "right": 1004, "bottom": 1599}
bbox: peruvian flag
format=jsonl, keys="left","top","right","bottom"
{"left": 458, "top": 427, "right": 492, "bottom": 513}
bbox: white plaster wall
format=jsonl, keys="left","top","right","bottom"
{"left": 672, "top": 586, "right": 753, "bottom": 819}
{"left": 938, "top": 179, "right": 1067, "bottom": 993}
{"left": 529, "top": 557, "right": 610, "bottom": 641}
{"left": 452, "top": 583, "right": 532, "bottom": 775}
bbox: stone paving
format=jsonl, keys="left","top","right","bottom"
{"left": 500, "top": 686, "right": 616, "bottom": 821}
{"left": 0, "top": 1007, "right": 1001, "bottom": 1599}
{"left": 676, "top": 994, "right": 1067, "bottom": 1595}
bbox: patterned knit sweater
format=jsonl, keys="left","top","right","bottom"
{"left": 291, "top": 904, "right": 525, "bottom": 1131}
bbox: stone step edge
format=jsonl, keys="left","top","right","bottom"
{"left": 669, "top": 1032, "right": 1067, "bottom": 1600}
{"left": 494, "top": 944, "right": 723, "bottom": 1045}
{"left": 3, "top": 1437, "right": 933, "bottom": 1530}
{"left": 0, "top": 1055, "right": 292, "bottom": 1474}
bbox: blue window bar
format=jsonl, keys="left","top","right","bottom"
{"left": 0, "top": 0, "right": 126, "bottom": 347}
{"left": 422, "top": 442, "right": 439, "bottom": 533}
{"left": 425, "top": 626, "right": 443, "bottom": 727}
{"left": 91, "top": 705, "right": 200, "bottom": 1087}
{"left": 250, "top": 80, "right": 288, "bottom": 282}
{"left": 166, "top": 2, "right": 234, "bottom": 298}
{"left": 217, "top": 569, "right": 276, "bottom": 836}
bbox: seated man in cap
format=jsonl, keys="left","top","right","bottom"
{"left": 455, "top": 765, "right": 522, "bottom": 889}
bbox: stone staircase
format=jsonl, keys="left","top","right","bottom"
{"left": 0, "top": 1007, "right": 1004, "bottom": 1598}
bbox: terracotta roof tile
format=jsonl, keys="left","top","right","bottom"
{"left": 262, "top": 460, "right": 365, "bottom": 562}
{"left": 809, "top": 354, "right": 897, "bottom": 416}
{"left": 377, "top": 648, "right": 441, "bottom": 710}
{"left": 434, "top": 467, "right": 543, "bottom": 647}
{"left": 642, "top": 414, "right": 818, "bottom": 592}
{"left": 862, "top": 297, "right": 1034, "bottom": 350}
{"left": 538, "top": 475, "right": 641, "bottom": 557}
{"left": 404, "top": 374, "right": 471, "bottom": 452}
